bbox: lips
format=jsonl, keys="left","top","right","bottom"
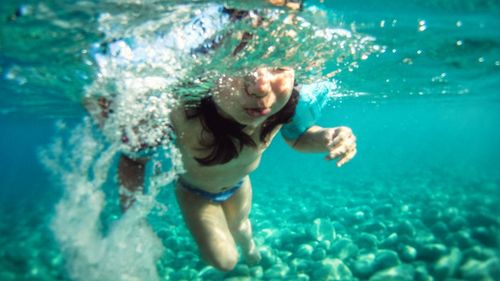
{"left": 245, "top": 107, "right": 271, "bottom": 117}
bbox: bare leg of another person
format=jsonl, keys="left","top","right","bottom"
{"left": 117, "top": 154, "right": 147, "bottom": 211}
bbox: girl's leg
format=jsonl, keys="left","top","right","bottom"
{"left": 222, "top": 177, "right": 261, "bottom": 265}
{"left": 175, "top": 183, "right": 239, "bottom": 272}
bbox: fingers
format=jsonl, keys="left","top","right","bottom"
{"left": 326, "top": 126, "right": 352, "bottom": 148}
{"left": 337, "top": 148, "right": 357, "bottom": 167}
{"left": 325, "top": 127, "right": 357, "bottom": 166}
{"left": 325, "top": 135, "right": 356, "bottom": 160}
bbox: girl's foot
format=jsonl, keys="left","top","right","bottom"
{"left": 243, "top": 240, "right": 261, "bottom": 266}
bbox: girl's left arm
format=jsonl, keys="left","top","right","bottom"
{"left": 284, "top": 125, "right": 357, "bottom": 167}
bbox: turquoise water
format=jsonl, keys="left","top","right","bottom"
{"left": 1, "top": 1, "right": 499, "bottom": 280}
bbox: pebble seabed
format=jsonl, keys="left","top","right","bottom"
{"left": 0, "top": 174, "right": 499, "bottom": 281}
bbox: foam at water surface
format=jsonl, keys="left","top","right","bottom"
{"left": 38, "top": 119, "right": 176, "bottom": 280}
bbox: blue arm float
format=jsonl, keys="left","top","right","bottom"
{"left": 281, "top": 80, "right": 336, "bottom": 141}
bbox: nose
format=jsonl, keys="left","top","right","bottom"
{"left": 247, "top": 68, "right": 272, "bottom": 98}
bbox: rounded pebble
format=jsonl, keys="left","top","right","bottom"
{"left": 431, "top": 247, "right": 462, "bottom": 280}
{"left": 374, "top": 203, "right": 393, "bottom": 216}
{"left": 250, "top": 266, "right": 264, "bottom": 279}
{"left": 379, "top": 232, "right": 399, "bottom": 249}
{"left": 447, "top": 216, "right": 467, "bottom": 232}
{"left": 357, "top": 233, "right": 378, "bottom": 251}
{"left": 462, "top": 245, "right": 496, "bottom": 261}
{"left": 312, "top": 248, "right": 327, "bottom": 261}
{"left": 330, "top": 238, "right": 359, "bottom": 260}
{"left": 374, "top": 249, "right": 401, "bottom": 271}
{"left": 395, "top": 220, "right": 415, "bottom": 237}
{"left": 310, "top": 218, "right": 336, "bottom": 242}
{"left": 459, "top": 257, "right": 500, "bottom": 280}
{"left": 295, "top": 244, "right": 313, "bottom": 259}
{"left": 260, "top": 247, "right": 278, "bottom": 269}
{"left": 295, "top": 273, "right": 310, "bottom": 281}
{"left": 471, "top": 226, "right": 498, "bottom": 247}
{"left": 351, "top": 253, "right": 375, "bottom": 279}
{"left": 399, "top": 245, "right": 417, "bottom": 262}
{"left": 361, "top": 221, "right": 387, "bottom": 233}
{"left": 312, "top": 258, "right": 353, "bottom": 281}
{"left": 264, "top": 264, "right": 290, "bottom": 279}
{"left": 431, "top": 221, "right": 449, "bottom": 238}
{"left": 444, "top": 230, "right": 476, "bottom": 249}
{"left": 418, "top": 243, "right": 448, "bottom": 262}
{"left": 290, "top": 258, "right": 313, "bottom": 273}
{"left": 369, "top": 264, "right": 415, "bottom": 281}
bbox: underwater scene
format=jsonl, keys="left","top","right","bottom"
{"left": 0, "top": 0, "right": 499, "bottom": 280}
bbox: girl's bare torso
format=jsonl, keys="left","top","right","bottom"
{"left": 169, "top": 105, "right": 282, "bottom": 193}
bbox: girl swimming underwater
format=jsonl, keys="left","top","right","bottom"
{"left": 85, "top": 1, "right": 357, "bottom": 272}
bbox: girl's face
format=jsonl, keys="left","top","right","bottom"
{"left": 213, "top": 67, "right": 295, "bottom": 127}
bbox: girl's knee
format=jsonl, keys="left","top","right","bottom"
{"left": 203, "top": 248, "right": 238, "bottom": 272}
{"left": 230, "top": 218, "right": 251, "bottom": 235}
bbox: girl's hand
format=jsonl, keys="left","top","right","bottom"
{"left": 324, "top": 126, "right": 357, "bottom": 167}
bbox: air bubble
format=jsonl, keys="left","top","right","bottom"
{"left": 418, "top": 20, "right": 427, "bottom": 32}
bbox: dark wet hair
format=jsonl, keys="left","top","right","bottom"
{"left": 186, "top": 88, "right": 299, "bottom": 166}
{"left": 183, "top": 7, "right": 302, "bottom": 166}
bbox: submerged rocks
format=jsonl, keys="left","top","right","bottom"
{"left": 430, "top": 221, "right": 449, "bottom": 239}
{"left": 462, "top": 245, "right": 496, "bottom": 261}
{"left": 398, "top": 245, "right": 417, "bottom": 262}
{"left": 422, "top": 208, "right": 442, "bottom": 226}
{"left": 260, "top": 246, "right": 278, "bottom": 269}
{"left": 312, "top": 248, "right": 327, "bottom": 261}
{"left": 264, "top": 263, "right": 290, "bottom": 279}
{"left": 459, "top": 257, "right": 500, "bottom": 281}
{"left": 227, "top": 264, "right": 250, "bottom": 277}
{"left": 395, "top": 220, "right": 416, "bottom": 237}
{"left": 351, "top": 253, "right": 376, "bottom": 279}
{"left": 467, "top": 212, "right": 499, "bottom": 228}
{"left": 250, "top": 266, "right": 264, "bottom": 279}
{"left": 374, "top": 203, "right": 394, "bottom": 216}
{"left": 310, "top": 218, "right": 336, "bottom": 242}
{"left": 373, "top": 250, "right": 401, "bottom": 271}
{"left": 369, "top": 264, "right": 415, "bottom": 281}
{"left": 445, "top": 230, "right": 476, "bottom": 249}
{"left": 414, "top": 265, "right": 433, "bottom": 281}
{"left": 198, "top": 267, "right": 225, "bottom": 280}
{"left": 431, "top": 247, "right": 462, "bottom": 280}
{"left": 343, "top": 208, "right": 369, "bottom": 225}
{"left": 417, "top": 243, "right": 448, "bottom": 262}
{"left": 447, "top": 215, "right": 467, "bottom": 232}
{"left": 312, "top": 258, "right": 353, "bottom": 281}
{"left": 471, "top": 226, "right": 498, "bottom": 247}
{"left": 289, "top": 258, "right": 313, "bottom": 273}
{"left": 379, "top": 232, "right": 399, "bottom": 249}
{"left": 330, "top": 238, "right": 359, "bottom": 260}
{"left": 361, "top": 221, "right": 387, "bottom": 233}
{"left": 356, "top": 233, "right": 378, "bottom": 251}
{"left": 295, "top": 244, "right": 314, "bottom": 259}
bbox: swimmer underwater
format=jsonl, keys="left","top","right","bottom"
{"left": 84, "top": 0, "right": 357, "bottom": 272}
